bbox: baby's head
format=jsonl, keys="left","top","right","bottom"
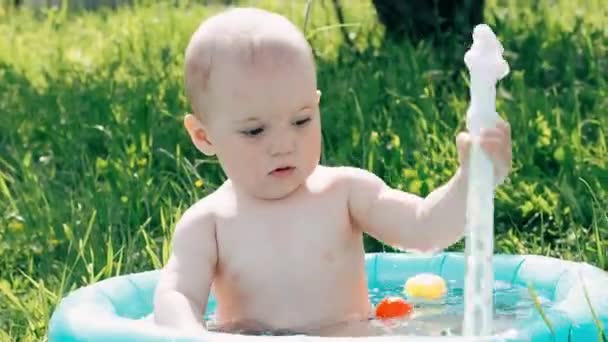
{"left": 183, "top": 7, "right": 322, "bottom": 200}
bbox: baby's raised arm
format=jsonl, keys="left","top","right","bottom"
{"left": 344, "top": 166, "right": 469, "bottom": 253}
{"left": 153, "top": 204, "right": 217, "bottom": 334}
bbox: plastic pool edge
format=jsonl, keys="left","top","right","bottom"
{"left": 48, "top": 252, "right": 608, "bottom": 342}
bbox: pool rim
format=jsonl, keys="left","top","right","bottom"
{"left": 48, "top": 252, "right": 608, "bottom": 341}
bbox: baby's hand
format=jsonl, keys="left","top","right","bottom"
{"left": 456, "top": 119, "right": 512, "bottom": 186}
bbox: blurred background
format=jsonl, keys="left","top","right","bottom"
{"left": 0, "top": 0, "right": 606, "bottom": 340}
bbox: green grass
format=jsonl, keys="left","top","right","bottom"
{"left": 0, "top": 0, "right": 606, "bottom": 340}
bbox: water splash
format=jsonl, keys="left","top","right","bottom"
{"left": 462, "top": 23, "right": 510, "bottom": 337}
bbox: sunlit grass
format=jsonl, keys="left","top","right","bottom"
{"left": 0, "top": 0, "right": 606, "bottom": 340}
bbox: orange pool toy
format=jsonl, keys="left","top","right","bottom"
{"left": 375, "top": 297, "right": 413, "bottom": 319}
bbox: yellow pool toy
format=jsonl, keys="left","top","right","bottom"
{"left": 403, "top": 273, "right": 447, "bottom": 303}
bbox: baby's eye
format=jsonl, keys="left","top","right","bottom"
{"left": 241, "top": 127, "right": 265, "bottom": 137}
{"left": 294, "top": 117, "right": 311, "bottom": 126}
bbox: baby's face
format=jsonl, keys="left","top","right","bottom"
{"left": 203, "top": 57, "right": 321, "bottom": 200}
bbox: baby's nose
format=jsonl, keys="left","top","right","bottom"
{"left": 269, "top": 131, "right": 296, "bottom": 156}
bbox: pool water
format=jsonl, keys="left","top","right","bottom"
{"left": 206, "top": 280, "right": 553, "bottom": 337}
{"left": 365, "top": 280, "right": 552, "bottom": 337}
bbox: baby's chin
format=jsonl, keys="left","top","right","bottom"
{"left": 230, "top": 162, "right": 319, "bottom": 200}
{"left": 250, "top": 181, "right": 304, "bottom": 201}
{"left": 239, "top": 172, "right": 307, "bottom": 200}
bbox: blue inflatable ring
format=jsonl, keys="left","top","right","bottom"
{"left": 48, "top": 252, "right": 608, "bottom": 341}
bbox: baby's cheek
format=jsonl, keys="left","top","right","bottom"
{"left": 221, "top": 142, "right": 262, "bottom": 183}
{"left": 237, "top": 150, "right": 262, "bottom": 176}
{"left": 303, "top": 124, "right": 322, "bottom": 157}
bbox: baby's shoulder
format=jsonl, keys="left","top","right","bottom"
{"left": 182, "top": 180, "right": 240, "bottom": 221}
{"left": 307, "top": 165, "right": 348, "bottom": 190}
{"left": 313, "top": 165, "right": 382, "bottom": 188}
{"left": 175, "top": 183, "right": 233, "bottom": 233}
{"left": 308, "top": 166, "right": 386, "bottom": 205}
{"left": 175, "top": 197, "right": 216, "bottom": 236}
{"left": 168, "top": 196, "right": 218, "bottom": 251}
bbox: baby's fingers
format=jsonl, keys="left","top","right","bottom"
{"left": 496, "top": 119, "right": 511, "bottom": 135}
{"left": 480, "top": 138, "right": 511, "bottom": 179}
{"left": 480, "top": 127, "right": 508, "bottom": 142}
{"left": 480, "top": 138, "right": 511, "bottom": 165}
{"left": 456, "top": 132, "right": 472, "bottom": 168}
{"left": 480, "top": 138, "right": 504, "bottom": 156}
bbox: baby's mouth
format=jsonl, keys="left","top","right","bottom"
{"left": 269, "top": 166, "right": 295, "bottom": 177}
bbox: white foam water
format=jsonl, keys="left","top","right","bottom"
{"left": 461, "top": 24, "right": 510, "bottom": 337}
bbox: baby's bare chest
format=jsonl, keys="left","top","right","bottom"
{"left": 214, "top": 191, "right": 360, "bottom": 292}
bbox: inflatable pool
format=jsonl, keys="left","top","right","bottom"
{"left": 48, "top": 252, "right": 608, "bottom": 341}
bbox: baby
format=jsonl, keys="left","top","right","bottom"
{"left": 153, "top": 7, "right": 512, "bottom": 337}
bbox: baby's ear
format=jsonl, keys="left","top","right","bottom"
{"left": 316, "top": 89, "right": 322, "bottom": 104}
{"left": 184, "top": 114, "right": 215, "bottom": 156}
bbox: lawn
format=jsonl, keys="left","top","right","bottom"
{"left": 0, "top": 0, "right": 606, "bottom": 340}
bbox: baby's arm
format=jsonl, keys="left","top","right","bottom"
{"left": 345, "top": 166, "right": 469, "bottom": 252}
{"left": 153, "top": 205, "right": 217, "bottom": 334}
